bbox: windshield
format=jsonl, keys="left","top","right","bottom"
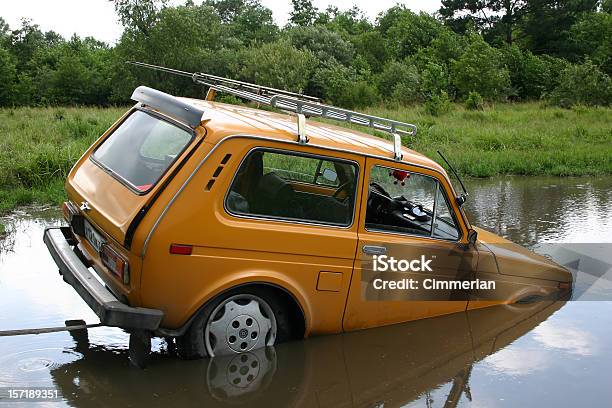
{"left": 366, "top": 165, "right": 460, "bottom": 240}
{"left": 92, "top": 110, "right": 193, "bottom": 193}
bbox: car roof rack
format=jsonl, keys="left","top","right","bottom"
{"left": 128, "top": 61, "right": 417, "bottom": 161}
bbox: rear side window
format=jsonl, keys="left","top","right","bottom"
{"left": 92, "top": 110, "right": 193, "bottom": 193}
{"left": 226, "top": 149, "right": 358, "bottom": 226}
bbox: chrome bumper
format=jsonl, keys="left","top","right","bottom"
{"left": 43, "top": 227, "right": 163, "bottom": 330}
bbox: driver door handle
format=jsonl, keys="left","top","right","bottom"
{"left": 362, "top": 245, "right": 387, "bottom": 255}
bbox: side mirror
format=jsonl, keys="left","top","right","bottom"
{"left": 467, "top": 228, "right": 478, "bottom": 247}
{"left": 456, "top": 194, "right": 467, "bottom": 207}
{"left": 321, "top": 168, "right": 338, "bottom": 183}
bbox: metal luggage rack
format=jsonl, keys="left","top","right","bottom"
{"left": 128, "top": 61, "right": 417, "bottom": 161}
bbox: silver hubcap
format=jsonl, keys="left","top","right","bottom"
{"left": 205, "top": 294, "right": 277, "bottom": 357}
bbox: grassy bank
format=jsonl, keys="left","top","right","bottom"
{"left": 0, "top": 103, "right": 610, "bottom": 215}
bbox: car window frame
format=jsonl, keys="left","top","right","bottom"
{"left": 223, "top": 146, "right": 361, "bottom": 229}
{"left": 90, "top": 107, "right": 195, "bottom": 196}
{"left": 364, "top": 163, "right": 463, "bottom": 243}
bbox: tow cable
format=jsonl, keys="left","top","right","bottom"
{"left": 0, "top": 320, "right": 102, "bottom": 337}
{"left": 0, "top": 320, "right": 153, "bottom": 368}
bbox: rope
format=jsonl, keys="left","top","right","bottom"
{"left": 0, "top": 323, "right": 102, "bottom": 337}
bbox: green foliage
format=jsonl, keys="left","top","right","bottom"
{"left": 439, "top": 0, "right": 528, "bottom": 45}
{"left": 287, "top": 25, "right": 354, "bottom": 65}
{"left": 377, "top": 61, "right": 420, "bottom": 104}
{"left": 0, "top": 0, "right": 610, "bottom": 108}
{"left": 379, "top": 6, "right": 446, "bottom": 59}
{"left": 465, "top": 91, "right": 484, "bottom": 110}
{"left": 424, "top": 91, "right": 451, "bottom": 116}
{"left": 451, "top": 34, "right": 510, "bottom": 100}
{"left": 519, "top": 0, "right": 599, "bottom": 59}
{"left": 0, "top": 46, "right": 16, "bottom": 105}
{"left": 569, "top": 11, "right": 612, "bottom": 74}
{"left": 241, "top": 39, "right": 316, "bottom": 92}
{"left": 207, "top": 0, "right": 277, "bottom": 45}
{"left": 289, "top": 0, "right": 318, "bottom": 26}
{"left": 549, "top": 59, "right": 612, "bottom": 107}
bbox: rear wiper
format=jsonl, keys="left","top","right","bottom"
{"left": 437, "top": 150, "right": 468, "bottom": 206}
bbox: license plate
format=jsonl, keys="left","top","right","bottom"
{"left": 84, "top": 220, "right": 105, "bottom": 253}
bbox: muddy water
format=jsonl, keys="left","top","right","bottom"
{"left": 0, "top": 176, "right": 610, "bottom": 407}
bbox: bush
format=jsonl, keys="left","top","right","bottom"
{"left": 0, "top": 47, "right": 16, "bottom": 106}
{"left": 378, "top": 61, "right": 420, "bottom": 104}
{"left": 420, "top": 61, "right": 448, "bottom": 98}
{"left": 344, "top": 81, "right": 379, "bottom": 108}
{"left": 465, "top": 91, "right": 484, "bottom": 110}
{"left": 241, "top": 39, "right": 317, "bottom": 93}
{"left": 549, "top": 59, "right": 612, "bottom": 107}
{"left": 424, "top": 91, "right": 451, "bottom": 116}
{"left": 451, "top": 34, "right": 510, "bottom": 100}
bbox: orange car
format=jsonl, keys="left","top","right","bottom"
{"left": 44, "top": 67, "right": 572, "bottom": 361}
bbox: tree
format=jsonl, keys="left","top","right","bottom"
{"left": 206, "top": 0, "right": 277, "bottom": 44}
{"left": 439, "top": 0, "right": 527, "bottom": 44}
{"left": 113, "top": 0, "right": 168, "bottom": 35}
{"left": 0, "top": 46, "right": 16, "bottom": 105}
{"left": 379, "top": 6, "right": 447, "bottom": 59}
{"left": 549, "top": 59, "right": 612, "bottom": 107}
{"left": 287, "top": 26, "right": 354, "bottom": 65}
{"left": 520, "top": 0, "right": 599, "bottom": 58}
{"left": 289, "top": 0, "right": 318, "bottom": 26}
{"left": 569, "top": 10, "right": 612, "bottom": 74}
{"left": 451, "top": 34, "right": 510, "bottom": 99}
{"left": 240, "top": 39, "right": 316, "bottom": 92}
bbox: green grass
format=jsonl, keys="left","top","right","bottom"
{"left": 338, "top": 102, "right": 612, "bottom": 177}
{"left": 0, "top": 106, "right": 126, "bottom": 214}
{"left": 0, "top": 103, "right": 610, "bottom": 215}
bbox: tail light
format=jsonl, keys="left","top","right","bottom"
{"left": 100, "top": 244, "right": 130, "bottom": 284}
{"left": 62, "top": 201, "right": 78, "bottom": 222}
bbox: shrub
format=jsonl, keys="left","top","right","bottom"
{"left": 465, "top": 91, "right": 484, "bottom": 110}
{"left": 548, "top": 59, "right": 612, "bottom": 108}
{"left": 310, "top": 59, "right": 357, "bottom": 105}
{"left": 424, "top": 91, "right": 451, "bottom": 116}
{"left": 344, "top": 81, "right": 379, "bottom": 108}
{"left": 378, "top": 60, "right": 420, "bottom": 104}
{"left": 420, "top": 61, "right": 448, "bottom": 98}
{"left": 451, "top": 34, "right": 510, "bottom": 100}
{"left": 241, "top": 39, "right": 317, "bottom": 93}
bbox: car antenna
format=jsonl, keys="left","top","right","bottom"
{"left": 437, "top": 150, "right": 468, "bottom": 206}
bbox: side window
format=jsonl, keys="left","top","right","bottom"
{"left": 226, "top": 149, "right": 358, "bottom": 226}
{"left": 365, "top": 165, "right": 459, "bottom": 240}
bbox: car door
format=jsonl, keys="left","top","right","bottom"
{"left": 343, "top": 157, "right": 478, "bottom": 331}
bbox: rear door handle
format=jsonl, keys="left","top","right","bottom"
{"left": 362, "top": 245, "right": 387, "bottom": 255}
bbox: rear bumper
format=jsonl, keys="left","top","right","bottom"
{"left": 43, "top": 227, "right": 163, "bottom": 331}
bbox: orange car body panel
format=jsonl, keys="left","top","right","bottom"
{"left": 63, "top": 98, "right": 572, "bottom": 334}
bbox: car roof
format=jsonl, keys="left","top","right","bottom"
{"left": 181, "top": 97, "right": 448, "bottom": 176}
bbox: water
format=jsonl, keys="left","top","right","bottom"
{"left": 0, "top": 176, "right": 611, "bottom": 407}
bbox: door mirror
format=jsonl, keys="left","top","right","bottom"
{"left": 321, "top": 168, "right": 338, "bottom": 183}
{"left": 468, "top": 228, "right": 478, "bottom": 247}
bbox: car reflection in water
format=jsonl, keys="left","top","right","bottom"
{"left": 50, "top": 300, "right": 566, "bottom": 407}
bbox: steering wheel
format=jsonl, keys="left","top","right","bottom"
{"left": 367, "top": 182, "right": 393, "bottom": 215}
{"left": 332, "top": 181, "right": 353, "bottom": 202}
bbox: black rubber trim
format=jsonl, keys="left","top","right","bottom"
{"left": 44, "top": 227, "right": 163, "bottom": 330}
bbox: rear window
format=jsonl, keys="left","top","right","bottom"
{"left": 92, "top": 110, "right": 193, "bottom": 193}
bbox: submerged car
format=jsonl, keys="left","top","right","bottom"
{"left": 44, "top": 64, "right": 572, "bottom": 361}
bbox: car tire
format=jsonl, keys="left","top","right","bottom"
{"left": 176, "top": 286, "right": 292, "bottom": 360}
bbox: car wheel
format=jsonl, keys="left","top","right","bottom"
{"left": 177, "top": 287, "right": 288, "bottom": 359}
